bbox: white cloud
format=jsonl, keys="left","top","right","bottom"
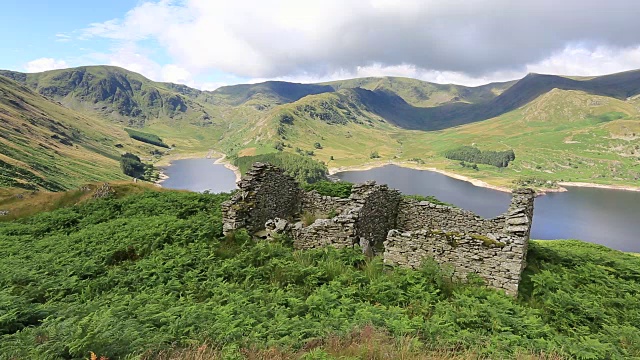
{"left": 245, "top": 45, "right": 640, "bottom": 87}
{"left": 526, "top": 45, "right": 640, "bottom": 77}
{"left": 24, "top": 58, "right": 69, "bottom": 73}
{"left": 78, "top": 0, "right": 640, "bottom": 83}
{"left": 55, "top": 33, "right": 72, "bottom": 43}
{"left": 161, "top": 64, "right": 193, "bottom": 84}
{"left": 103, "top": 43, "right": 163, "bottom": 79}
{"left": 85, "top": 43, "right": 226, "bottom": 89}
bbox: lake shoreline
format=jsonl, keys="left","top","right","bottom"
{"left": 157, "top": 153, "right": 640, "bottom": 194}
{"left": 558, "top": 181, "right": 640, "bottom": 192}
{"left": 329, "top": 161, "right": 640, "bottom": 194}
{"left": 330, "top": 161, "right": 514, "bottom": 193}
{"left": 213, "top": 154, "right": 242, "bottom": 183}
{"left": 155, "top": 151, "right": 242, "bottom": 187}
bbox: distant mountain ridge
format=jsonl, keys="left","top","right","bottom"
{"left": 5, "top": 65, "right": 640, "bottom": 131}
{"left": 0, "top": 66, "right": 210, "bottom": 127}
{"left": 2, "top": 65, "right": 640, "bottom": 191}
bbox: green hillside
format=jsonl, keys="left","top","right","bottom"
{"left": 398, "top": 89, "right": 640, "bottom": 188}
{"left": 212, "top": 81, "right": 335, "bottom": 107}
{"left": 1, "top": 65, "right": 640, "bottom": 192}
{"left": 1, "top": 188, "right": 639, "bottom": 359}
{"left": 0, "top": 75, "right": 147, "bottom": 190}
{"left": 0, "top": 66, "right": 215, "bottom": 127}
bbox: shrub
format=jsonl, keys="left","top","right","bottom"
{"left": 303, "top": 181, "right": 353, "bottom": 198}
{"left": 124, "top": 128, "right": 169, "bottom": 148}
{"left": 120, "top": 153, "right": 146, "bottom": 178}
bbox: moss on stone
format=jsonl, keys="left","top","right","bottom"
{"left": 471, "top": 234, "right": 506, "bottom": 247}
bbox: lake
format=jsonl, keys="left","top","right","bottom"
{"left": 336, "top": 165, "right": 640, "bottom": 253}
{"left": 161, "top": 160, "right": 640, "bottom": 252}
{"left": 160, "top": 158, "right": 238, "bottom": 193}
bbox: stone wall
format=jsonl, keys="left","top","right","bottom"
{"left": 293, "top": 181, "right": 402, "bottom": 255}
{"left": 221, "top": 162, "right": 535, "bottom": 296}
{"left": 222, "top": 163, "right": 303, "bottom": 235}
{"left": 352, "top": 182, "right": 402, "bottom": 253}
{"left": 384, "top": 189, "right": 535, "bottom": 295}
{"left": 397, "top": 199, "right": 505, "bottom": 234}
{"left": 292, "top": 213, "right": 358, "bottom": 250}
{"left": 301, "top": 191, "right": 351, "bottom": 216}
{"left": 504, "top": 188, "right": 537, "bottom": 275}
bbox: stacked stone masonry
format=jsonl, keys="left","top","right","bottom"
{"left": 222, "top": 163, "right": 535, "bottom": 296}
{"left": 221, "top": 163, "right": 303, "bottom": 234}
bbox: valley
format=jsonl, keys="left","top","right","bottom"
{"left": 0, "top": 65, "right": 639, "bottom": 194}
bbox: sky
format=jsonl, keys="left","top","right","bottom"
{"left": 3, "top": 0, "right": 640, "bottom": 90}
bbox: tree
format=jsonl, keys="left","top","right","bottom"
{"left": 120, "top": 153, "right": 146, "bottom": 178}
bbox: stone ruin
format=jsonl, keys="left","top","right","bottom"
{"left": 222, "top": 162, "right": 535, "bottom": 296}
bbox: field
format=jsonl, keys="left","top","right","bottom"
{"left": 1, "top": 188, "right": 639, "bottom": 359}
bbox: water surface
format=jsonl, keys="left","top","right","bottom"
{"left": 161, "top": 158, "right": 238, "bottom": 193}
{"left": 336, "top": 165, "right": 640, "bottom": 252}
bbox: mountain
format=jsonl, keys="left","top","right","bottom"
{"left": 324, "top": 76, "right": 516, "bottom": 107}
{"left": 1, "top": 65, "right": 640, "bottom": 192}
{"left": 0, "top": 75, "right": 147, "bottom": 191}
{"left": 346, "top": 71, "right": 640, "bottom": 130}
{"left": 214, "top": 71, "right": 640, "bottom": 131}
{"left": 212, "top": 81, "right": 335, "bottom": 107}
{"left": 0, "top": 66, "right": 214, "bottom": 127}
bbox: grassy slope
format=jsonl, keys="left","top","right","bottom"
{"left": 0, "top": 191, "right": 638, "bottom": 359}
{"left": 215, "top": 86, "right": 640, "bottom": 189}
{"left": 397, "top": 89, "right": 640, "bottom": 188}
{"left": 0, "top": 76, "right": 145, "bottom": 190}
{"left": 0, "top": 181, "right": 168, "bottom": 221}
{"left": 0, "top": 66, "right": 217, "bottom": 127}
{"left": 261, "top": 90, "right": 403, "bottom": 165}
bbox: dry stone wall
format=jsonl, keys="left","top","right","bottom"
{"left": 398, "top": 200, "right": 505, "bottom": 234}
{"left": 352, "top": 182, "right": 402, "bottom": 252}
{"left": 301, "top": 191, "right": 351, "bottom": 216}
{"left": 293, "top": 213, "right": 358, "bottom": 250}
{"left": 222, "top": 163, "right": 302, "bottom": 235}
{"left": 221, "top": 162, "right": 535, "bottom": 296}
{"left": 293, "top": 181, "right": 402, "bottom": 255}
{"left": 384, "top": 188, "right": 535, "bottom": 295}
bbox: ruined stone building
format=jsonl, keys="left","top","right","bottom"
{"left": 222, "top": 162, "right": 535, "bottom": 296}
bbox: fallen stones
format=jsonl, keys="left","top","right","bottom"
{"left": 92, "top": 183, "right": 115, "bottom": 199}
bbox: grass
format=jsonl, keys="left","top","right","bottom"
{"left": 1, "top": 191, "right": 639, "bottom": 359}
{"left": 0, "top": 181, "right": 168, "bottom": 221}
{"left": 0, "top": 75, "right": 147, "bottom": 190}
{"left": 301, "top": 211, "right": 319, "bottom": 226}
{"left": 147, "top": 326, "right": 563, "bottom": 360}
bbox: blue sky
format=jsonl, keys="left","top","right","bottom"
{"left": 2, "top": 1, "right": 640, "bottom": 89}
{"left": 3, "top": 0, "right": 136, "bottom": 69}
